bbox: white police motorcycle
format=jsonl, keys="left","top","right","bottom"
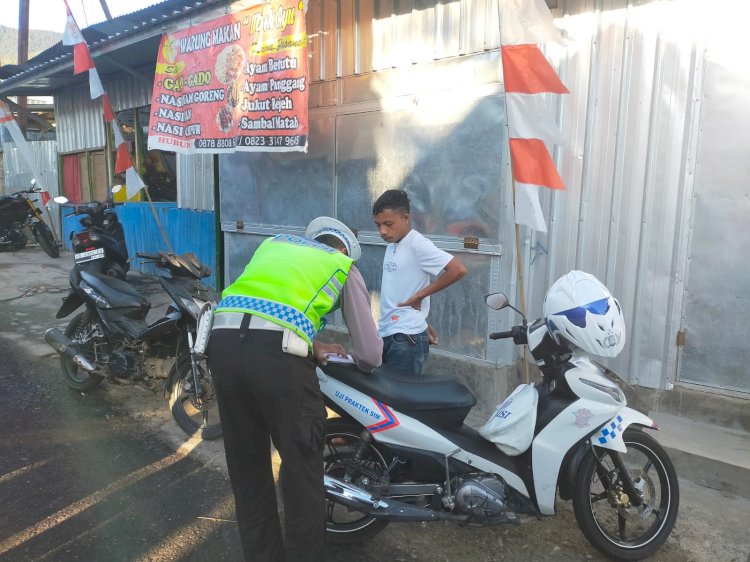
{"left": 319, "top": 271, "right": 679, "bottom": 561}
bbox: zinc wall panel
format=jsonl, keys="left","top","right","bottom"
{"left": 177, "top": 153, "right": 215, "bottom": 211}
{"left": 523, "top": 0, "right": 702, "bottom": 389}
{"left": 61, "top": 203, "right": 218, "bottom": 289}
{"left": 55, "top": 86, "right": 106, "bottom": 153}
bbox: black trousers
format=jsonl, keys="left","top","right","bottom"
{"left": 207, "top": 327, "right": 326, "bottom": 562}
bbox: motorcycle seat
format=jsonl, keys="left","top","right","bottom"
{"left": 80, "top": 270, "right": 150, "bottom": 310}
{"left": 321, "top": 363, "right": 477, "bottom": 427}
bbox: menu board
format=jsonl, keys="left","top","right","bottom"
{"left": 148, "top": 0, "right": 308, "bottom": 154}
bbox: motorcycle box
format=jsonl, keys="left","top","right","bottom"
{"left": 478, "top": 384, "right": 538, "bottom": 456}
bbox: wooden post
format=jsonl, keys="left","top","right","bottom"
{"left": 512, "top": 181, "right": 531, "bottom": 384}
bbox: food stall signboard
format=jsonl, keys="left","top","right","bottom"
{"left": 148, "top": 0, "right": 308, "bottom": 154}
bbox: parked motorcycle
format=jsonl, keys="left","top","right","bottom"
{"left": 59, "top": 185, "right": 129, "bottom": 280}
{"left": 319, "top": 272, "right": 679, "bottom": 561}
{"left": 0, "top": 179, "right": 60, "bottom": 257}
{"left": 44, "top": 251, "right": 221, "bottom": 440}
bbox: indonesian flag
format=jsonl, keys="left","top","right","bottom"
{"left": 40, "top": 191, "right": 51, "bottom": 208}
{"left": 61, "top": 1, "right": 95, "bottom": 74}
{"left": 112, "top": 121, "right": 146, "bottom": 199}
{"left": 61, "top": 0, "right": 84, "bottom": 46}
{"left": 500, "top": 1, "right": 568, "bottom": 232}
{"left": 112, "top": 123, "right": 133, "bottom": 174}
{"left": 101, "top": 94, "right": 116, "bottom": 122}
{"left": 89, "top": 68, "right": 105, "bottom": 99}
{"left": 0, "top": 101, "right": 50, "bottom": 196}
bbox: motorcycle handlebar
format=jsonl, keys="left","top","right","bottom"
{"left": 136, "top": 252, "right": 162, "bottom": 261}
{"left": 489, "top": 325, "right": 528, "bottom": 345}
{"left": 489, "top": 331, "right": 514, "bottom": 340}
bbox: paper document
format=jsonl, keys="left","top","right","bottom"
{"left": 325, "top": 354, "right": 355, "bottom": 364}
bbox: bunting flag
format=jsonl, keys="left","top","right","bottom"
{"left": 500, "top": 0, "right": 568, "bottom": 232}
{"left": 0, "top": 100, "right": 49, "bottom": 195}
{"left": 61, "top": 0, "right": 146, "bottom": 198}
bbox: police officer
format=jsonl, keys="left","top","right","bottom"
{"left": 207, "top": 217, "right": 382, "bottom": 562}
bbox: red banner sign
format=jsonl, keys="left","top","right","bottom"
{"left": 148, "top": 0, "right": 308, "bottom": 154}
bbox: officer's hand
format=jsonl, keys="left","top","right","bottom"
{"left": 313, "top": 341, "right": 347, "bottom": 365}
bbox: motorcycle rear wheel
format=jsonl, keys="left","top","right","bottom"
{"left": 34, "top": 221, "right": 59, "bottom": 258}
{"left": 61, "top": 311, "right": 102, "bottom": 392}
{"left": 168, "top": 353, "right": 222, "bottom": 440}
{"left": 324, "top": 418, "right": 390, "bottom": 544}
{"left": 572, "top": 428, "right": 679, "bottom": 561}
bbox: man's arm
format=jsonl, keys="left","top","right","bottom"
{"left": 341, "top": 266, "right": 383, "bottom": 372}
{"left": 397, "top": 257, "right": 467, "bottom": 310}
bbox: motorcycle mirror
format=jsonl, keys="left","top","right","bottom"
{"left": 485, "top": 293, "right": 509, "bottom": 310}
{"left": 111, "top": 184, "right": 123, "bottom": 194}
{"left": 485, "top": 293, "right": 527, "bottom": 323}
{"left": 53, "top": 196, "right": 69, "bottom": 204}
{"left": 30, "top": 178, "right": 37, "bottom": 188}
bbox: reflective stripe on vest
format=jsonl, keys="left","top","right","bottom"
{"left": 215, "top": 234, "right": 353, "bottom": 346}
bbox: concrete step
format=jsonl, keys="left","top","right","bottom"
{"left": 649, "top": 411, "right": 750, "bottom": 499}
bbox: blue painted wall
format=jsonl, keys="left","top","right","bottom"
{"left": 61, "top": 202, "right": 218, "bottom": 289}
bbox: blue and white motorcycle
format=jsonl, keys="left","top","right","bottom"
{"left": 319, "top": 271, "right": 678, "bottom": 561}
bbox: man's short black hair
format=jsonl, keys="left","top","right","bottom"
{"left": 372, "top": 189, "right": 410, "bottom": 216}
{"left": 315, "top": 234, "right": 347, "bottom": 252}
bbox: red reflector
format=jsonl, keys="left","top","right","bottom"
{"left": 85, "top": 247, "right": 96, "bottom": 252}
{"left": 75, "top": 232, "right": 90, "bottom": 245}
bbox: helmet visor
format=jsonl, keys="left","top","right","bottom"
{"left": 557, "top": 298, "right": 610, "bottom": 328}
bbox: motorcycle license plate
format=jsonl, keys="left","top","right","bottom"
{"left": 74, "top": 248, "right": 105, "bottom": 263}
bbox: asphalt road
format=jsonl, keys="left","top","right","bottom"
{"left": 1, "top": 247, "right": 749, "bottom": 561}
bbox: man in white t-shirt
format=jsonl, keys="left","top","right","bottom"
{"left": 372, "top": 189, "right": 467, "bottom": 374}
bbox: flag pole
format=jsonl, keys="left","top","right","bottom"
{"left": 512, "top": 181, "right": 531, "bottom": 384}
{"left": 142, "top": 184, "right": 174, "bottom": 254}
{"left": 497, "top": 2, "right": 531, "bottom": 385}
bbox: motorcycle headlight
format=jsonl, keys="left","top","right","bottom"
{"left": 580, "top": 378, "right": 626, "bottom": 404}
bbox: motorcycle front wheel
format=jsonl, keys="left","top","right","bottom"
{"left": 168, "top": 353, "right": 222, "bottom": 440}
{"left": 61, "top": 311, "right": 102, "bottom": 392}
{"left": 572, "top": 428, "right": 679, "bottom": 561}
{"left": 33, "top": 221, "right": 59, "bottom": 258}
{"left": 323, "top": 418, "right": 390, "bottom": 544}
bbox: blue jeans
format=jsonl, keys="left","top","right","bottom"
{"left": 382, "top": 330, "right": 430, "bottom": 375}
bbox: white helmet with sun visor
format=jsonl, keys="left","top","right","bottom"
{"left": 542, "top": 271, "right": 626, "bottom": 358}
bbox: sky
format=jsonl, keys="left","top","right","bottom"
{"left": 0, "top": 0, "right": 162, "bottom": 33}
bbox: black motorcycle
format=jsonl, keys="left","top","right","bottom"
{"left": 63, "top": 188, "right": 129, "bottom": 280}
{"left": 44, "top": 251, "right": 221, "bottom": 440}
{"left": 0, "top": 179, "right": 60, "bottom": 257}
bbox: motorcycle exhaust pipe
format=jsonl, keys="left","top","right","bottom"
{"left": 324, "top": 475, "right": 465, "bottom": 523}
{"left": 44, "top": 328, "right": 96, "bottom": 372}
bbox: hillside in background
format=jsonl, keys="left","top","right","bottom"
{"left": 0, "top": 25, "right": 62, "bottom": 67}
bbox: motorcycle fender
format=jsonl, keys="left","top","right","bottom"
{"left": 557, "top": 440, "right": 591, "bottom": 501}
{"left": 590, "top": 407, "right": 657, "bottom": 453}
{"left": 56, "top": 291, "right": 84, "bottom": 319}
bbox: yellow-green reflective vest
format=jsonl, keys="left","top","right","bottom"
{"left": 215, "top": 234, "right": 353, "bottom": 346}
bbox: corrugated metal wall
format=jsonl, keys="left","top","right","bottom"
{"left": 177, "top": 154, "right": 215, "bottom": 211}
{"left": 61, "top": 203, "right": 218, "bottom": 289}
{"left": 219, "top": 0, "right": 727, "bottom": 390}
{"left": 55, "top": 76, "right": 152, "bottom": 153}
{"left": 1, "top": 140, "right": 62, "bottom": 237}
{"left": 520, "top": 0, "right": 705, "bottom": 389}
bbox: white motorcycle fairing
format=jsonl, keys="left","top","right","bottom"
{"left": 317, "top": 366, "right": 532, "bottom": 498}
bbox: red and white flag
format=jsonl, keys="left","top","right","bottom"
{"left": 500, "top": 2, "right": 567, "bottom": 232}
{"left": 88, "top": 68, "right": 105, "bottom": 99}
{"left": 61, "top": 1, "right": 146, "bottom": 199}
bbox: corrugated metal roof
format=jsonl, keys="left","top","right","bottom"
{"left": 0, "top": 0, "right": 226, "bottom": 96}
